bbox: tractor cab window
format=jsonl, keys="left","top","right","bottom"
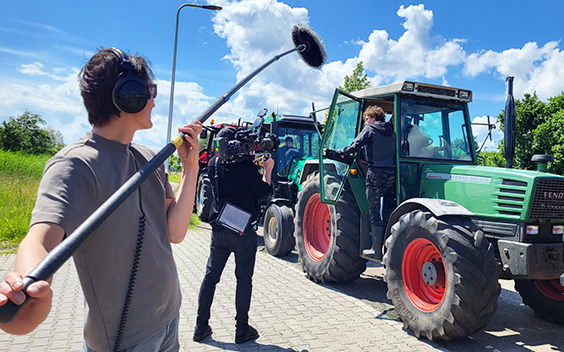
{"left": 399, "top": 97, "right": 473, "bottom": 161}
{"left": 277, "top": 125, "right": 320, "bottom": 177}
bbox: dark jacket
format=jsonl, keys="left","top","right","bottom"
{"left": 207, "top": 156, "right": 271, "bottom": 230}
{"left": 338, "top": 120, "right": 396, "bottom": 167}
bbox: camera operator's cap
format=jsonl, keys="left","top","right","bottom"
{"left": 217, "top": 126, "right": 237, "bottom": 140}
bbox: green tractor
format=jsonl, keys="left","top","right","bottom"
{"left": 294, "top": 80, "right": 564, "bottom": 340}
{"left": 259, "top": 112, "right": 323, "bottom": 257}
{"left": 195, "top": 110, "right": 322, "bottom": 257}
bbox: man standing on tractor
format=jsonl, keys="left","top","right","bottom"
{"left": 335, "top": 105, "right": 396, "bottom": 260}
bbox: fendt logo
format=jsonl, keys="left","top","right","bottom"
{"left": 543, "top": 192, "right": 564, "bottom": 199}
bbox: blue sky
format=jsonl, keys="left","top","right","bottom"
{"left": 2, "top": 0, "right": 564, "bottom": 151}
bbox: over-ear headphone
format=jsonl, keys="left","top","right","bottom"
{"left": 111, "top": 48, "right": 150, "bottom": 114}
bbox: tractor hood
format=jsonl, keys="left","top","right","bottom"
{"left": 419, "top": 164, "right": 564, "bottom": 223}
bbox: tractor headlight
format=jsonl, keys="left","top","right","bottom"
{"left": 458, "top": 90, "right": 471, "bottom": 99}
{"left": 526, "top": 225, "right": 539, "bottom": 235}
{"left": 402, "top": 82, "right": 415, "bottom": 92}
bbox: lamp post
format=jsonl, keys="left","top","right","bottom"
{"left": 165, "top": 3, "right": 222, "bottom": 171}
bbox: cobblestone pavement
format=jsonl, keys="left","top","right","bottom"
{"left": 0, "top": 223, "right": 448, "bottom": 352}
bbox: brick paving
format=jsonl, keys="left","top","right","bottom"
{"left": 0, "top": 223, "right": 448, "bottom": 351}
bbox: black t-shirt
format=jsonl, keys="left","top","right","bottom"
{"left": 207, "top": 156, "right": 271, "bottom": 229}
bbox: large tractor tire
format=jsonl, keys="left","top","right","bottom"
{"left": 515, "top": 279, "right": 564, "bottom": 324}
{"left": 196, "top": 173, "right": 213, "bottom": 222}
{"left": 294, "top": 172, "right": 366, "bottom": 283}
{"left": 263, "top": 204, "right": 295, "bottom": 257}
{"left": 384, "top": 210, "right": 501, "bottom": 341}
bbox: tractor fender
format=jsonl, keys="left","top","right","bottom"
{"left": 386, "top": 198, "right": 474, "bottom": 236}
{"left": 260, "top": 198, "right": 294, "bottom": 225}
{"left": 298, "top": 159, "right": 319, "bottom": 185}
{"left": 264, "top": 198, "right": 294, "bottom": 211}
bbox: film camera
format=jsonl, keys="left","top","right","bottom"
{"left": 213, "top": 117, "right": 279, "bottom": 162}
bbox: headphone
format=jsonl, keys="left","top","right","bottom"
{"left": 111, "top": 48, "right": 150, "bottom": 114}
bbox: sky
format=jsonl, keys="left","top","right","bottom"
{"left": 2, "top": 0, "right": 564, "bottom": 152}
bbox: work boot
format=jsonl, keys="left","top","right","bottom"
{"left": 371, "top": 226, "right": 384, "bottom": 260}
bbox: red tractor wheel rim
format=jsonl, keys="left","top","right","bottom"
{"left": 534, "top": 279, "right": 564, "bottom": 301}
{"left": 402, "top": 238, "right": 446, "bottom": 311}
{"left": 303, "top": 193, "right": 331, "bottom": 262}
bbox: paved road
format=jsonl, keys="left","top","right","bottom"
{"left": 0, "top": 223, "right": 445, "bottom": 352}
{"left": 267, "top": 238, "right": 564, "bottom": 352}
{"left": 3, "top": 222, "right": 563, "bottom": 351}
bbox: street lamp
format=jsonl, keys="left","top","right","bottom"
{"left": 165, "top": 3, "right": 222, "bottom": 170}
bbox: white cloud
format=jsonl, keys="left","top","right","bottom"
{"left": 0, "top": 46, "right": 37, "bottom": 57}
{"left": 0, "top": 66, "right": 87, "bottom": 145}
{"left": 357, "top": 4, "right": 466, "bottom": 82}
{"left": 464, "top": 41, "right": 564, "bottom": 101}
{"left": 0, "top": 62, "right": 217, "bottom": 149}
{"left": 208, "top": 0, "right": 344, "bottom": 119}
{"left": 206, "top": 1, "right": 475, "bottom": 121}
{"left": 213, "top": 0, "right": 309, "bottom": 74}
{"left": 19, "top": 62, "right": 48, "bottom": 76}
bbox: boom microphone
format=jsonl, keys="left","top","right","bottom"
{"left": 292, "top": 24, "right": 327, "bottom": 68}
{"left": 0, "top": 24, "right": 326, "bottom": 324}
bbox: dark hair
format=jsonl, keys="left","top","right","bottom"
{"left": 363, "top": 105, "right": 386, "bottom": 122}
{"left": 78, "top": 48, "right": 154, "bottom": 127}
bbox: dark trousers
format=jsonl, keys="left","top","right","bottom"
{"left": 196, "top": 227, "right": 258, "bottom": 331}
{"left": 366, "top": 167, "right": 396, "bottom": 227}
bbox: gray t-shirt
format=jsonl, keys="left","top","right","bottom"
{"left": 31, "top": 132, "right": 180, "bottom": 352}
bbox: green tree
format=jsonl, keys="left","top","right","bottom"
{"left": 44, "top": 126, "right": 65, "bottom": 150}
{"left": 339, "top": 61, "right": 370, "bottom": 93}
{"left": 477, "top": 149, "right": 505, "bottom": 167}
{"left": 0, "top": 111, "right": 64, "bottom": 155}
{"left": 169, "top": 154, "right": 182, "bottom": 173}
{"left": 496, "top": 91, "right": 564, "bottom": 173}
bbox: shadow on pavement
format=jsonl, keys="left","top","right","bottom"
{"left": 199, "top": 338, "right": 307, "bottom": 351}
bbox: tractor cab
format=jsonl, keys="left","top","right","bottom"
{"left": 320, "top": 81, "right": 475, "bottom": 206}
{"left": 263, "top": 114, "right": 322, "bottom": 193}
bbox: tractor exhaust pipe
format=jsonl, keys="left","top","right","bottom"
{"left": 504, "top": 76, "right": 516, "bottom": 168}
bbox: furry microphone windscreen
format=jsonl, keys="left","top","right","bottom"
{"left": 291, "top": 24, "right": 327, "bottom": 69}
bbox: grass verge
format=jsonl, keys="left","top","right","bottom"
{"left": 0, "top": 150, "right": 50, "bottom": 253}
{"left": 168, "top": 172, "right": 201, "bottom": 228}
{"left": 1, "top": 152, "right": 200, "bottom": 253}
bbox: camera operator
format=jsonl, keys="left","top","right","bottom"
{"left": 0, "top": 48, "right": 202, "bottom": 352}
{"left": 193, "top": 126, "right": 274, "bottom": 344}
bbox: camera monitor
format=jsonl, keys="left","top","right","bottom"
{"left": 217, "top": 202, "right": 252, "bottom": 235}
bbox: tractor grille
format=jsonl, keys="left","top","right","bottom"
{"left": 529, "top": 178, "right": 564, "bottom": 220}
{"left": 494, "top": 179, "right": 527, "bottom": 217}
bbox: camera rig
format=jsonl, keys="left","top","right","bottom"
{"left": 213, "top": 118, "right": 279, "bottom": 162}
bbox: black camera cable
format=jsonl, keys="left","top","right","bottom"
{"left": 114, "top": 151, "right": 146, "bottom": 352}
